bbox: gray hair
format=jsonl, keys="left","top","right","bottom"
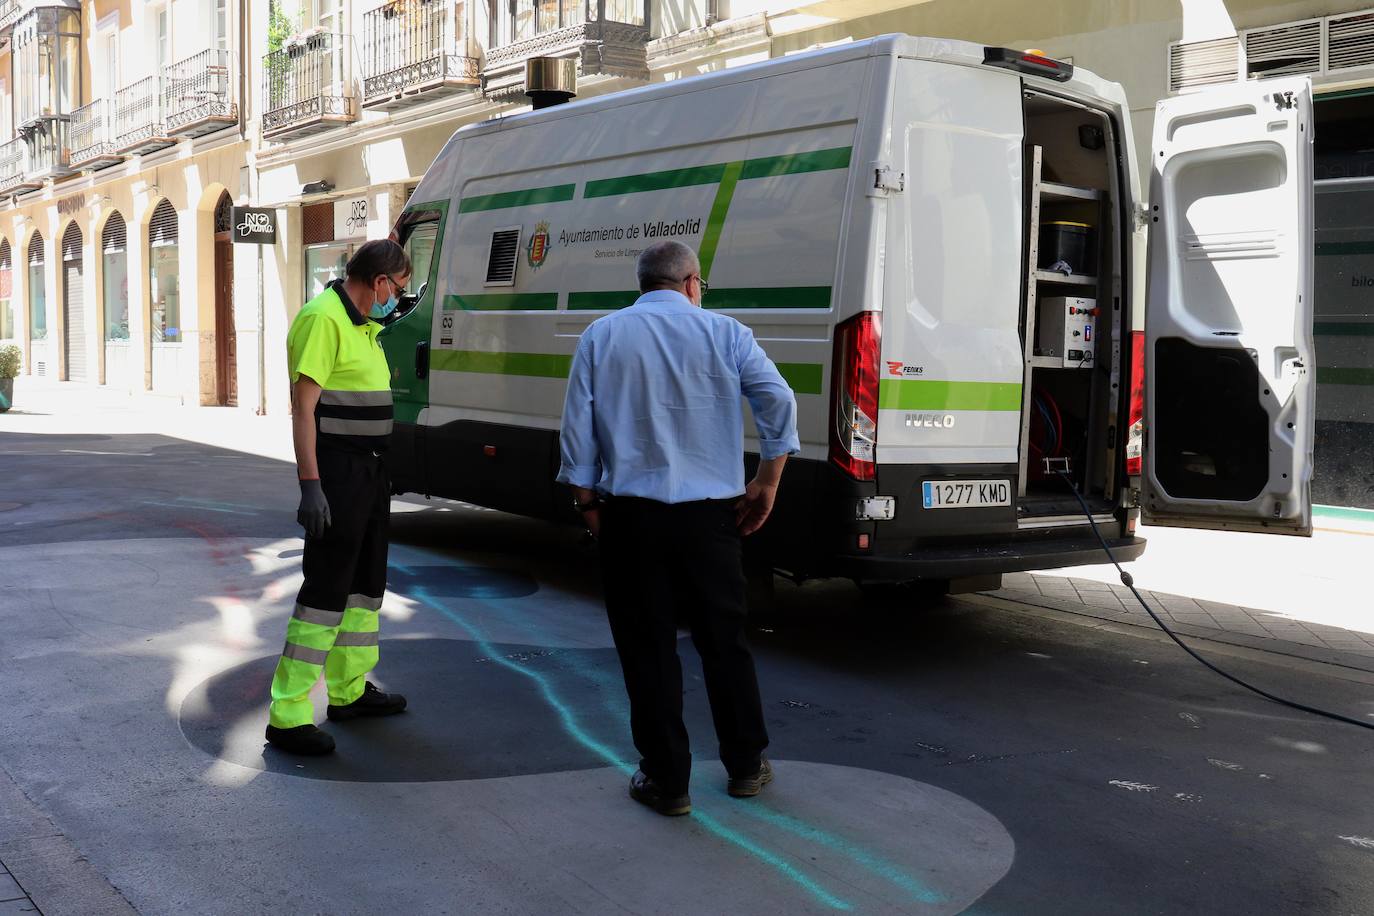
{"left": 636, "top": 240, "right": 700, "bottom": 293}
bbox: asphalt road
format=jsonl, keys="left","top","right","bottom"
{"left": 1, "top": 429, "right": 1371, "bottom": 915}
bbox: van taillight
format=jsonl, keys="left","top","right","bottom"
{"left": 1125, "top": 329, "right": 1144, "bottom": 476}
{"left": 830, "top": 312, "right": 880, "bottom": 481}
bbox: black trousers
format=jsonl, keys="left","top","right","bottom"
{"left": 298, "top": 447, "right": 390, "bottom": 616}
{"left": 599, "top": 497, "right": 769, "bottom": 796}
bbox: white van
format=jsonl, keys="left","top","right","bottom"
{"left": 379, "top": 34, "right": 1315, "bottom": 593}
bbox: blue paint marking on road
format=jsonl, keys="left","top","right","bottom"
{"left": 141, "top": 500, "right": 258, "bottom": 516}
{"left": 406, "top": 584, "right": 855, "bottom": 912}
{"left": 391, "top": 547, "right": 950, "bottom": 909}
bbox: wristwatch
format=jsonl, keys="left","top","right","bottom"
{"left": 574, "top": 494, "right": 604, "bottom": 513}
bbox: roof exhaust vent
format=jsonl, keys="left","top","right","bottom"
{"left": 525, "top": 58, "right": 577, "bottom": 110}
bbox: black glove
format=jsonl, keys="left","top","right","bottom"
{"left": 297, "top": 478, "right": 331, "bottom": 539}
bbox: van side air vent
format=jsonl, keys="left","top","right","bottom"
{"left": 1167, "top": 36, "right": 1241, "bottom": 93}
{"left": 1243, "top": 19, "right": 1321, "bottom": 78}
{"left": 1328, "top": 10, "right": 1374, "bottom": 72}
{"left": 484, "top": 227, "right": 521, "bottom": 287}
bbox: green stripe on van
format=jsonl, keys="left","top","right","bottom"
{"left": 878, "top": 379, "right": 1023, "bottom": 411}
{"left": 698, "top": 160, "right": 743, "bottom": 278}
{"left": 776, "top": 362, "right": 823, "bottom": 395}
{"left": 1316, "top": 366, "right": 1374, "bottom": 386}
{"left": 431, "top": 350, "right": 573, "bottom": 378}
{"left": 739, "top": 146, "right": 852, "bottom": 180}
{"left": 585, "top": 164, "right": 729, "bottom": 198}
{"left": 1314, "top": 504, "right": 1374, "bottom": 522}
{"left": 706, "top": 286, "right": 831, "bottom": 310}
{"left": 458, "top": 184, "right": 576, "bottom": 213}
{"left": 583, "top": 147, "right": 853, "bottom": 200}
{"left": 429, "top": 347, "right": 824, "bottom": 395}
{"left": 445, "top": 293, "right": 559, "bottom": 311}
{"left": 565, "top": 286, "right": 832, "bottom": 311}
{"left": 567, "top": 290, "right": 641, "bottom": 311}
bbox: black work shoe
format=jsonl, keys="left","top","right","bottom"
{"left": 327, "top": 681, "right": 408, "bottom": 721}
{"left": 629, "top": 770, "right": 692, "bottom": 816}
{"left": 728, "top": 758, "right": 774, "bottom": 798}
{"left": 265, "top": 724, "right": 335, "bottom": 756}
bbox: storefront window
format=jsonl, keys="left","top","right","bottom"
{"left": 149, "top": 200, "right": 181, "bottom": 344}
{"left": 0, "top": 239, "right": 12, "bottom": 341}
{"left": 102, "top": 213, "right": 129, "bottom": 341}
{"left": 305, "top": 242, "right": 353, "bottom": 300}
{"left": 27, "top": 232, "right": 46, "bottom": 341}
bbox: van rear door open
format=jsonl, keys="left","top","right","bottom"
{"left": 1143, "top": 77, "right": 1315, "bottom": 535}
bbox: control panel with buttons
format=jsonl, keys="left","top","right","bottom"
{"left": 1036, "top": 296, "right": 1097, "bottom": 369}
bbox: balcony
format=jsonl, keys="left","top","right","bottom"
{"left": 164, "top": 48, "right": 239, "bottom": 138}
{"left": 482, "top": 0, "right": 649, "bottom": 100}
{"left": 0, "top": 137, "right": 34, "bottom": 194}
{"left": 263, "top": 31, "right": 359, "bottom": 141}
{"left": 23, "top": 116, "right": 72, "bottom": 181}
{"left": 114, "top": 76, "right": 177, "bottom": 155}
{"left": 362, "top": 0, "right": 478, "bottom": 111}
{"left": 69, "top": 99, "right": 125, "bottom": 170}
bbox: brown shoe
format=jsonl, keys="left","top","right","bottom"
{"left": 728, "top": 758, "right": 773, "bottom": 798}
{"left": 629, "top": 770, "right": 692, "bottom": 816}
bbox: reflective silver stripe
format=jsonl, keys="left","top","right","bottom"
{"left": 320, "top": 389, "right": 393, "bottom": 408}
{"left": 345, "top": 593, "right": 383, "bottom": 611}
{"left": 319, "top": 417, "right": 393, "bottom": 436}
{"left": 281, "top": 642, "right": 329, "bottom": 665}
{"left": 333, "top": 631, "right": 380, "bottom": 647}
{"left": 292, "top": 604, "right": 344, "bottom": 627}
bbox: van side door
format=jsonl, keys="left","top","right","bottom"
{"left": 1143, "top": 77, "right": 1314, "bottom": 534}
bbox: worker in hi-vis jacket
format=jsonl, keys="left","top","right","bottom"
{"left": 265, "top": 239, "right": 412, "bottom": 756}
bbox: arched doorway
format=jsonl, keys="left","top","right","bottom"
{"left": 27, "top": 231, "right": 48, "bottom": 377}
{"left": 60, "top": 222, "right": 86, "bottom": 383}
{"left": 213, "top": 192, "right": 236, "bottom": 406}
{"left": 101, "top": 212, "right": 130, "bottom": 389}
{"left": 148, "top": 199, "right": 181, "bottom": 393}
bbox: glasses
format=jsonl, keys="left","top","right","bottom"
{"left": 386, "top": 275, "right": 409, "bottom": 298}
{"left": 683, "top": 274, "right": 709, "bottom": 296}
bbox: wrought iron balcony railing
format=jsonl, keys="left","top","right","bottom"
{"left": 0, "top": 136, "right": 29, "bottom": 193}
{"left": 263, "top": 31, "right": 359, "bottom": 140}
{"left": 164, "top": 48, "right": 239, "bottom": 137}
{"left": 362, "top": 0, "right": 478, "bottom": 110}
{"left": 113, "top": 75, "right": 176, "bottom": 155}
{"left": 482, "top": 0, "right": 649, "bottom": 100}
{"left": 69, "top": 98, "right": 124, "bottom": 170}
{"left": 24, "top": 116, "right": 71, "bottom": 178}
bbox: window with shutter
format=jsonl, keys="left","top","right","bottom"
{"left": 1243, "top": 19, "right": 1321, "bottom": 79}
{"left": 1168, "top": 37, "right": 1241, "bottom": 93}
{"left": 1327, "top": 10, "right": 1374, "bottom": 73}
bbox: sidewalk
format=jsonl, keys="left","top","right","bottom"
{"left": 6, "top": 376, "right": 1373, "bottom": 676}
{"left": 990, "top": 511, "right": 1374, "bottom": 674}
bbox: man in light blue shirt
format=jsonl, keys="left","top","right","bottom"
{"left": 557, "top": 239, "right": 799, "bottom": 816}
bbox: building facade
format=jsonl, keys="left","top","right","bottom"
{"left": 0, "top": 0, "right": 1370, "bottom": 504}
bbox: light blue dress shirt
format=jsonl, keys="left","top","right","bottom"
{"left": 557, "top": 289, "right": 801, "bottom": 503}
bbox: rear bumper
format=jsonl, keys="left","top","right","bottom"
{"left": 826, "top": 534, "right": 1146, "bottom": 582}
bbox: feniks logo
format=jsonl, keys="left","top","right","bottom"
{"left": 886, "top": 361, "right": 923, "bottom": 377}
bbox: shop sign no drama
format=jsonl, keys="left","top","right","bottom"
{"left": 232, "top": 207, "right": 277, "bottom": 245}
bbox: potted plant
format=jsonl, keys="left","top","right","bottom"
{"left": 0, "top": 344, "right": 20, "bottom": 413}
